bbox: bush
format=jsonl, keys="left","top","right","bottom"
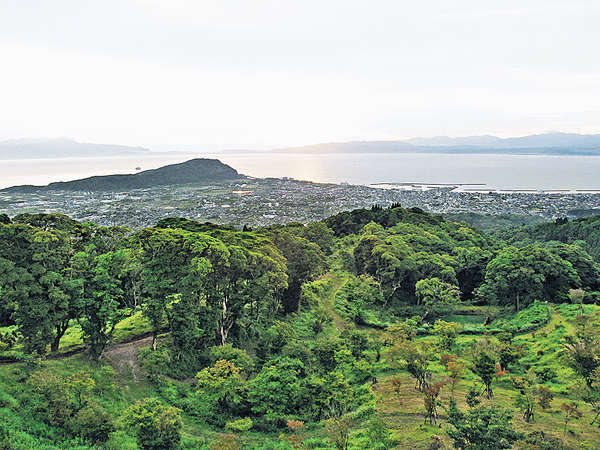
{"left": 139, "top": 346, "right": 170, "bottom": 381}
{"left": 534, "top": 366, "right": 558, "bottom": 383}
{"left": 69, "top": 400, "right": 114, "bottom": 443}
{"left": 208, "top": 344, "right": 253, "bottom": 376}
{"left": 122, "top": 398, "right": 183, "bottom": 450}
{"left": 225, "top": 417, "right": 253, "bottom": 432}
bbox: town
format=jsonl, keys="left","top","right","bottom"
{"left": 1, "top": 177, "right": 599, "bottom": 229}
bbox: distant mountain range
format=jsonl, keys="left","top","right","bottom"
{"left": 0, "top": 138, "right": 149, "bottom": 159}
{"left": 2, "top": 159, "right": 244, "bottom": 193}
{"left": 3, "top": 133, "right": 600, "bottom": 159}
{"left": 271, "top": 132, "right": 600, "bottom": 155}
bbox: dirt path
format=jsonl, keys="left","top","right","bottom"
{"left": 103, "top": 335, "right": 153, "bottom": 380}
{"left": 319, "top": 272, "right": 349, "bottom": 331}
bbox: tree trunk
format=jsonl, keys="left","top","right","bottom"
{"left": 151, "top": 332, "right": 157, "bottom": 351}
{"left": 50, "top": 334, "right": 61, "bottom": 353}
{"left": 219, "top": 297, "right": 230, "bottom": 345}
{"left": 51, "top": 321, "right": 69, "bottom": 352}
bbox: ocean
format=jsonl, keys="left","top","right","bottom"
{"left": 1, "top": 152, "right": 600, "bottom": 191}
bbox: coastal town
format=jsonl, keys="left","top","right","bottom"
{"left": 1, "top": 177, "right": 599, "bottom": 229}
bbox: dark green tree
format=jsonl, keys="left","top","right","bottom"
{"left": 446, "top": 406, "right": 521, "bottom": 449}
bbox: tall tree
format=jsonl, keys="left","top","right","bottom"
{"left": 2, "top": 224, "right": 75, "bottom": 354}
{"left": 71, "top": 249, "right": 129, "bottom": 360}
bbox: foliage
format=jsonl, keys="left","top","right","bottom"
{"left": 2, "top": 208, "right": 600, "bottom": 448}
{"left": 122, "top": 398, "right": 183, "bottom": 450}
{"left": 471, "top": 350, "right": 497, "bottom": 399}
{"left": 432, "top": 320, "right": 462, "bottom": 351}
{"left": 446, "top": 405, "right": 522, "bottom": 449}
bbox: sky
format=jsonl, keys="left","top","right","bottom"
{"left": 1, "top": 0, "right": 600, "bottom": 150}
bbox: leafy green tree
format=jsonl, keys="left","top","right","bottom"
{"left": 465, "top": 385, "right": 481, "bottom": 408}
{"left": 477, "top": 245, "right": 578, "bottom": 311}
{"left": 208, "top": 344, "right": 253, "bottom": 376}
{"left": 414, "top": 252, "right": 458, "bottom": 285}
{"left": 12, "top": 213, "right": 82, "bottom": 234}
{"left": 71, "top": 249, "right": 129, "bottom": 360}
{"left": 548, "top": 243, "right": 600, "bottom": 291}
{"left": 28, "top": 369, "right": 75, "bottom": 426}
{"left": 497, "top": 340, "right": 525, "bottom": 371}
{"left": 511, "top": 376, "right": 536, "bottom": 422}
{"left": 388, "top": 339, "right": 433, "bottom": 391}
{"left": 69, "top": 400, "right": 114, "bottom": 443}
{"left": 256, "top": 320, "right": 297, "bottom": 362}
{"left": 139, "top": 346, "right": 170, "bottom": 382}
{"left": 268, "top": 231, "right": 326, "bottom": 313}
{"left": 195, "top": 360, "right": 246, "bottom": 420}
{"left": 432, "top": 320, "right": 462, "bottom": 351}
{"left": 296, "top": 221, "right": 336, "bottom": 255}
{"left": 1, "top": 224, "right": 75, "bottom": 354}
{"left": 415, "top": 277, "right": 461, "bottom": 313}
{"left": 304, "top": 371, "right": 354, "bottom": 420}
{"left": 472, "top": 351, "right": 497, "bottom": 399}
{"left": 446, "top": 405, "right": 521, "bottom": 449}
{"left": 138, "top": 229, "right": 191, "bottom": 350}
{"left": 565, "top": 321, "right": 600, "bottom": 384}
{"left": 564, "top": 317, "right": 600, "bottom": 425}
{"left": 68, "top": 371, "right": 96, "bottom": 411}
{"left": 453, "top": 246, "right": 492, "bottom": 300}
{"left": 247, "top": 358, "right": 306, "bottom": 422}
{"left": 122, "top": 398, "right": 183, "bottom": 450}
{"left": 369, "top": 237, "right": 416, "bottom": 306}
{"left": 365, "top": 415, "right": 392, "bottom": 449}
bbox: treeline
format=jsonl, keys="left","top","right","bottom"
{"left": 2, "top": 208, "right": 599, "bottom": 362}
{"left": 497, "top": 215, "right": 600, "bottom": 260}
{"left": 327, "top": 207, "right": 600, "bottom": 317}
{"left": 0, "top": 213, "right": 329, "bottom": 367}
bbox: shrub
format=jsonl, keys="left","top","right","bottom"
{"left": 225, "top": 417, "right": 253, "bottom": 432}
{"left": 69, "top": 400, "right": 114, "bottom": 443}
{"left": 208, "top": 344, "right": 253, "bottom": 376}
{"left": 122, "top": 398, "right": 183, "bottom": 450}
{"left": 139, "top": 346, "right": 170, "bottom": 382}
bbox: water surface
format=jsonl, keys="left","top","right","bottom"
{"left": 1, "top": 152, "right": 600, "bottom": 190}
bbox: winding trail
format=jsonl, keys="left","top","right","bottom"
{"left": 318, "top": 272, "right": 349, "bottom": 331}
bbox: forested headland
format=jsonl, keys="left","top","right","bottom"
{"left": 1, "top": 208, "right": 600, "bottom": 449}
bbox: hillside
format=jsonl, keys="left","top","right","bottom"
{"left": 0, "top": 137, "right": 149, "bottom": 159}
{"left": 1, "top": 158, "right": 244, "bottom": 192}
{"left": 1, "top": 208, "right": 600, "bottom": 448}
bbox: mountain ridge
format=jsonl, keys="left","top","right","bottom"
{"left": 268, "top": 132, "right": 600, "bottom": 155}
{"left": 0, "top": 137, "right": 149, "bottom": 159}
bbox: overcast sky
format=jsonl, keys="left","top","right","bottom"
{"left": 1, "top": 0, "right": 599, "bottom": 149}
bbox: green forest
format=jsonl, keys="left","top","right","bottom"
{"left": 1, "top": 208, "right": 600, "bottom": 449}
